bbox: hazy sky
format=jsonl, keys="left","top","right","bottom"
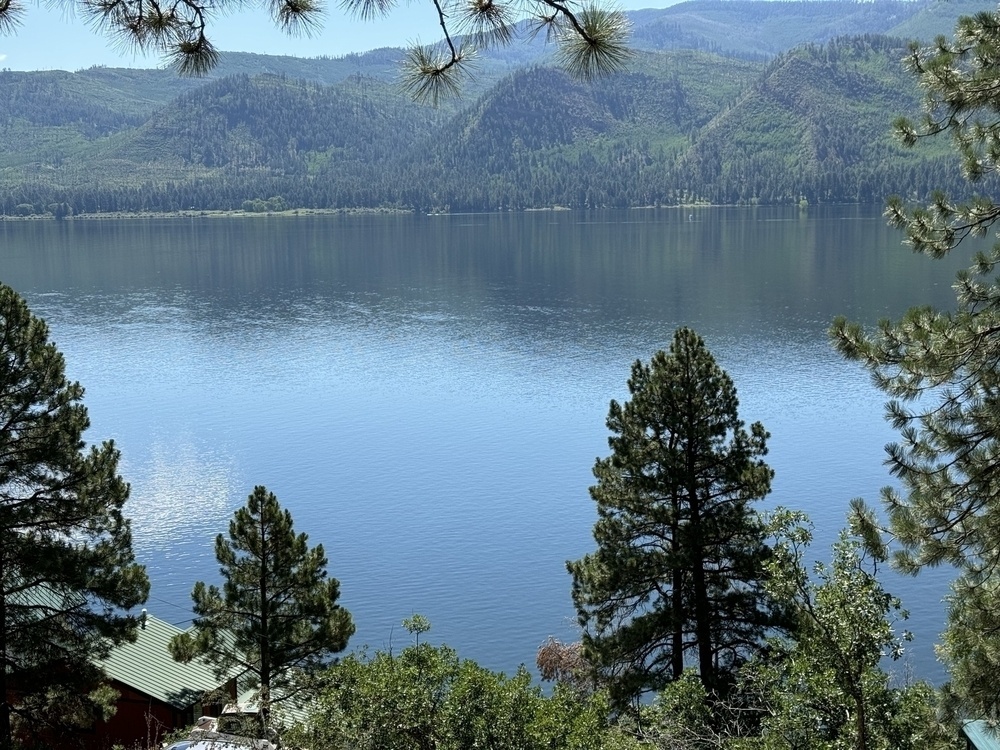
{"left": 0, "top": 0, "right": 670, "bottom": 72}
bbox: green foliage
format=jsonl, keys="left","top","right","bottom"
{"left": 938, "top": 573, "right": 1000, "bottom": 722}
{"left": 554, "top": 7, "right": 632, "bottom": 82}
{"left": 241, "top": 196, "right": 289, "bottom": 213}
{"left": 568, "top": 327, "right": 781, "bottom": 706}
{"left": 392, "top": 0, "right": 630, "bottom": 103}
{"left": 633, "top": 671, "right": 720, "bottom": 749}
{"left": 170, "top": 486, "right": 354, "bottom": 718}
{"left": 830, "top": 5, "right": 1000, "bottom": 720}
{"left": 0, "top": 282, "right": 149, "bottom": 748}
{"left": 289, "top": 619, "right": 635, "bottom": 750}
{"left": 735, "top": 515, "right": 957, "bottom": 750}
{"left": 0, "top": 33, "right": 969, "bottom": 214}
{"left": 799, "top": 4, "right": 1000, "bottom": 733}
{"left": 403, "top": 613, "right": 431, "bottom": 637}
{"left": 0, "top": 0, "right": 627, "bottom": 97}
{"left": 751, "top": 521, "right": 901, "bottom": 748}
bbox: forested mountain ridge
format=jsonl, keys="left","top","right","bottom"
{"left": 111, "top": 74, "right": 440, "bottom": 173}
{"left": 0, "top": 49, "right": 764, "bottom": 212}
{"left": 669, "top": 35, "right": 956, "bottom": 205}
{"left": 0, "top": 0, "right": 986, "bottom": 215}
{"left": 384, "top": 53, "right": 762, "bottom": 210}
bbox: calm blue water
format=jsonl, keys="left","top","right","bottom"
{"left": 0, "top": 206, "right": 973, "bottom": 682}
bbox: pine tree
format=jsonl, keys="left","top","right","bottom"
{"left": 568, "top": 327, "right": 780, "bottom": 706}
{"left": 170, "top": 486, "right": 354, "bottom": 721}
{"left": 0, "top": 282, "right": 149, "bottom": 749}
{"left": 830, "top": 6, "right": 1000, "bottom": 720}
{"left": 0, "top": 0, "right": 629, "bottom": 101}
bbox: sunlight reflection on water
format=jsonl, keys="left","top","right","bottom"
{"left": 3, "top": 207, "right": 976, "bottom": 682}
{"left": 127, "top": 440, "right": 238, "bottom": 551}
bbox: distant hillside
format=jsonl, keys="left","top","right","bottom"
{"left": 627, "top": 0, "right": 987, "bottom": 59}
{"left": 382, "top": 51, "right": 762, "bottom": 210}
{"left": 109, "top": 74, "right": 439, "bottom": 172}
{"left": 886, "top": 0, "right": 996, "bottom": 43}
{"left": 670, "top": 35, "right": 955, "bottom": 204}
{"left": 629, "top": 0, "right": 914, "bottom": 58}
{"left": 0, "top": 0, "right": 976, "bottom": 119}
{"left": 0, "top": 0, "right": 988, "bottom": 215}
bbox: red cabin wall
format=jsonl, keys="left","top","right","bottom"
{"left": 88, "top": 682, "right": 189, "bottom": 750}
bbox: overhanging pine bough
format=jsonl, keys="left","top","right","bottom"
{"left": 0, "top": 0, "right": 630, "bottom": 102}
{"left": 832, "top": 4, "right": 1000, "bottom": 720}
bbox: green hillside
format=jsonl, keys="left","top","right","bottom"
{"left": 108, "top": 74, "right": 438, "bottom": 173}
{"left": 383, "top": 51, "right": 762, "bottom": 210}
{"left": 669, "top": 35, "right": 954, "bottom": 204}
{"left": 0, "top": 0, "right": 988, "bottom": 216}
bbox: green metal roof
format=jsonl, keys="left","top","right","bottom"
{"left": 100, "top": 613, "right": 226, "bottom": 710}
{"left": 964, "top": 720, "right": 1000, "bottom": 750}
{"left": 10, "top": 581, "right": 85, "bottom": 611}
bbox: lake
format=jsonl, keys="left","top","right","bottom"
{"left": 0, "top": 206, "right": 974, "bottom": 683}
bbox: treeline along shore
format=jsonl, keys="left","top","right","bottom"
{"left": 0, "top": 0, "right": 989, "bottom": 217}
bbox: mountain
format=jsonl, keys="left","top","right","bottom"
{"left": 0, "top": 0, "right": 986, "bottom": 215}
{"left": 670, "top": 34, "right": 954, "bottom": 205}
{"left": 625, "top": 0, "right": 1000, "bottom": 60}
{"left": 108, "top": 73, "right": 439, "bottom": 173}
{"left": 629, "top": 0, "right": 914, "bottom": 58}
{"left": 359, "top": 36, "right": 961, "bottom": 211}
{"left": 383, "top": 51, "right": 762, "bottom": 210}
{"left": 886, "top": 0, "right": 997, "bottom": 44}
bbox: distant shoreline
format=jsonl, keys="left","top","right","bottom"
{"left": 0, "top": 203, "right": 753, "bottom": 222}
{"left": 0, "top": 207, "right": 417, "bottom": 221}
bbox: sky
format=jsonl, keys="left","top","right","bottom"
{"left": 0, "top": 0, "right": 671, "bottom": 72}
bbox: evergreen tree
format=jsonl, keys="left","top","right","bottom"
{"left": 744, "top": 514, "right": 955, "bottom": 750}
{"left": 0, "top": 282, "right": 149, "bottom": 750}
{"left": 831, "top": 6, "right": 1000, "bottom": 720}
{"left": 568, "top": 327, "right": 780, "bottom": 706}
{"left": 170, "top": 486, "right": 354, "bottom": 721}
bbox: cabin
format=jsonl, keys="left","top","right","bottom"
{"left": 91, "top": 611, "right": 237, "bottom": 749}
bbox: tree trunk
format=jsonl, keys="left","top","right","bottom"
{"left": 854, "top": 689, "right": 869, "bottom": 750}
{"left": 689, "top": 496, "right": 715, "bottom": 690}
{"left": 671, "top": 513, "right": 684, "bottom": 680}
{"left": 0, "top": 582, "right": 9, "bottom": 750}
{"left": 259, "top": 513, "right": 271, "bottom": 727}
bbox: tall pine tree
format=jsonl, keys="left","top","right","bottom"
{"left": 170, "top": 486, "right": 354, "bottom": 721}
{"left": 831, "top": 5, "right": 1000, "bottom": 720}
{"left": 568, "top": 328, "right": 780, "bottom": 706}
{"left": 0, "top": 282, "right": 149, "bottom": 749}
